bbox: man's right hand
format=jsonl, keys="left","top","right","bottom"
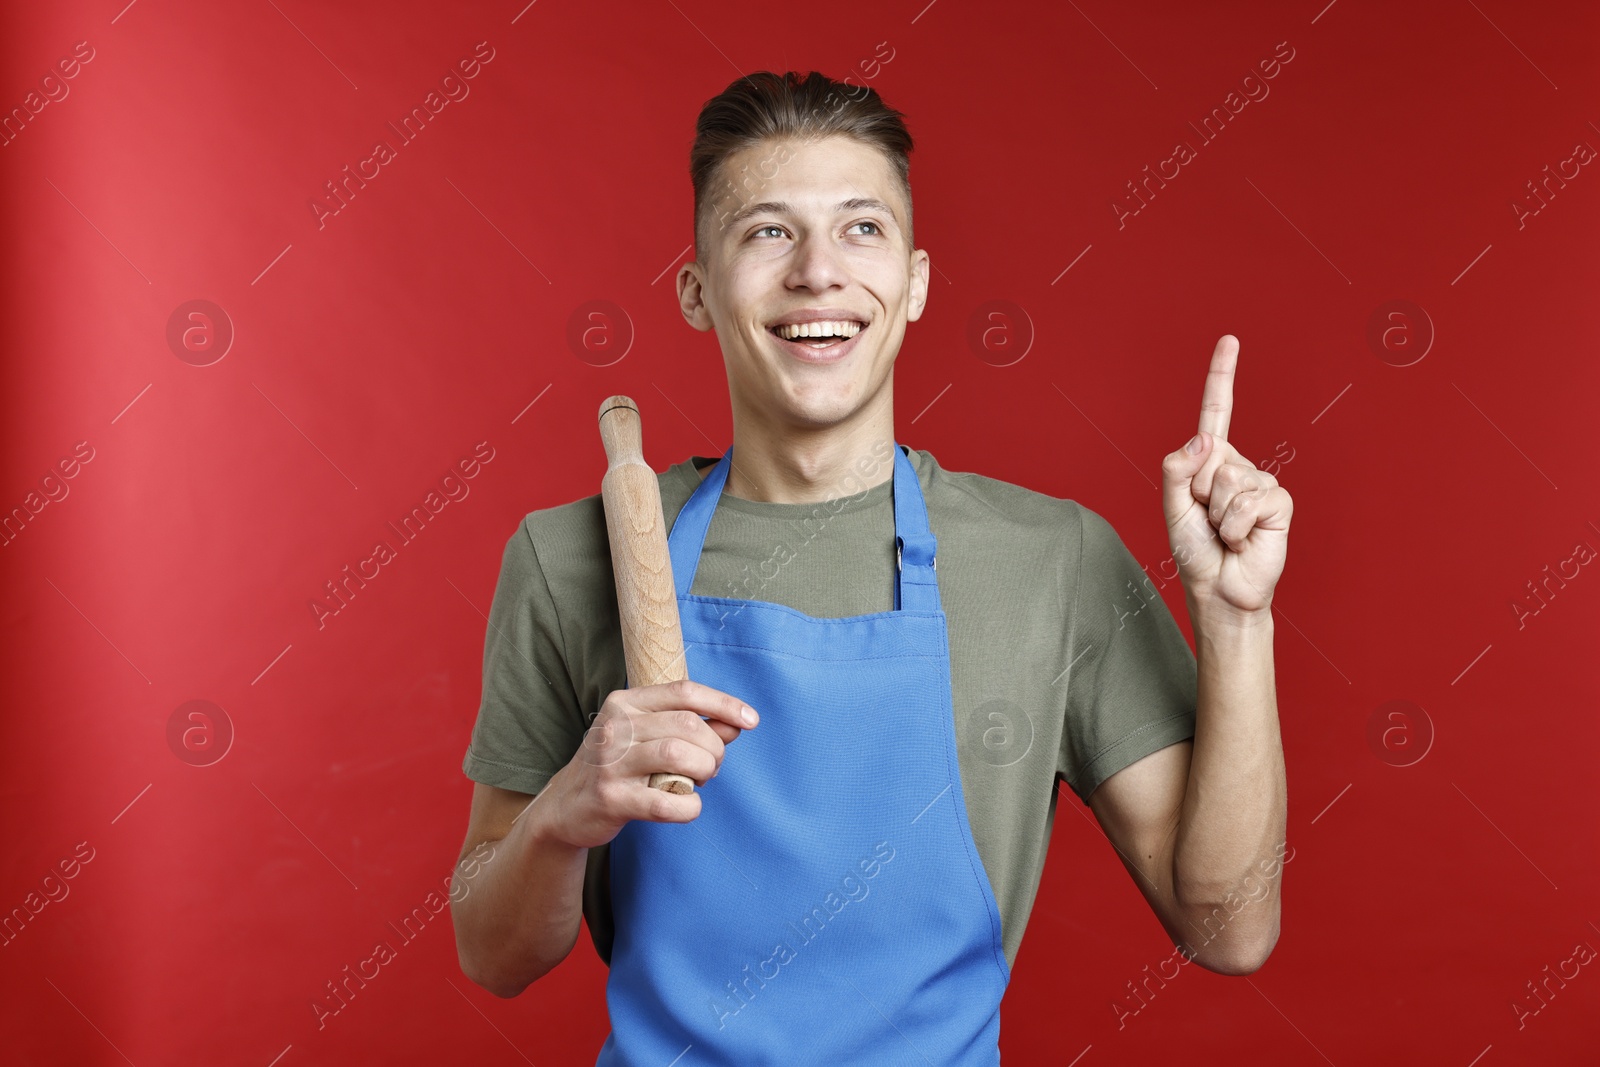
{"left": 540, "top": 679, "right": 759, "bottom": 850}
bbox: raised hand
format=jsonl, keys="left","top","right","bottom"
{"left": 1160, "top": 335, "right": 1293, "bottom": 620}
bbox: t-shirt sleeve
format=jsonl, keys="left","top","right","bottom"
{"left": 1057, "top": 505, "right": 1198, "bottom": 804}
{"left": 461, "top": 517, "right": 588, "bottom": 795}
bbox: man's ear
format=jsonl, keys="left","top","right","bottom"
{"left": 677, "top": 260, "right": 715, "bottom": 332}
{"left": 906, "top": 248, "right": 930, "bottom": 323}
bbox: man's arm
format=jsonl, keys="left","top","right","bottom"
{"left": 1087, "top": 609, "right": 1286, "bottom": 975}
{"left": 451, "top": 679, "right": 758, "bottom": 997}
{"left": 1087, "top": 334, "right": 1293, "bottom": 975}
{"left": 450, "top": 780, "right": 589, "bottom": 998}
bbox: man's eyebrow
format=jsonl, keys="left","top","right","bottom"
{"left": 725, "top": 197, "right": 899, "bottom": 230}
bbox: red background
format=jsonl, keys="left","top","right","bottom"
{"left": 3, "top": 1, "right": 1597, "bottom": 1064}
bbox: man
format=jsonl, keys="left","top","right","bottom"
{"left": 452, "top": 70, "right": 1291, "bottom": 1062}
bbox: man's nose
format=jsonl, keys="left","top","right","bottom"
{"left": 785, "top": 230, "right": 849, "bottom": 290}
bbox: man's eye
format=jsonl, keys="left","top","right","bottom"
{"left": 753, "top": 225, "right": 786, "bottom": 239}
{"left": 849, "top": 221, "right": 882, "bottom": 236}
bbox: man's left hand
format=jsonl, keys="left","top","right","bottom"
{"left": 1161, "top": 335, "right": 1293, "bottom": 619}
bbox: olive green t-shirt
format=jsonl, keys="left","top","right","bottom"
{"left": 461, "top": 445, "right": 1198, "bottom": 968}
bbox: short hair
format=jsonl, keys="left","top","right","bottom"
{"left": 689, "top": 70, "right": 915, "bottom": 261}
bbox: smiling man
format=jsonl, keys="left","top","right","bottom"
{"left": 452, "top": 71, "right": 1291, "bottom": 1063}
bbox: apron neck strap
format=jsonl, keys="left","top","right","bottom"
{"left": 667, "top": 442, "right": 940, "bottom": 613}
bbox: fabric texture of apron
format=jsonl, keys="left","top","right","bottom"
{"left": 595, "top": 442, "right": 1011, "bottom": 1066}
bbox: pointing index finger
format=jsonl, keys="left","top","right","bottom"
{"left": 1198, "top": 334, "right": 1238, "bottom": 442}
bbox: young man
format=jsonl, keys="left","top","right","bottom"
{"left": 453, "top": 71, "right": 1291, "bottom": 1062}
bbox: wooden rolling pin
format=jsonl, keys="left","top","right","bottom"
{"left": 598, "top": 395, "right": 696, "bottom": 795}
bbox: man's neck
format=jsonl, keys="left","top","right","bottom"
{"left": 708, "top": 407, "right": 897, "bottom": 504}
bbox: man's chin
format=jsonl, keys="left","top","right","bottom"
{"left": 728, "top": 365, "right": 891, "bottom": 433}
{"left": 777, "top": 389, "right": 880, "bottom": 432}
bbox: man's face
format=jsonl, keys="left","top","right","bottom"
{"left": 678, "top": 134, "right": 929, "bottom": 433}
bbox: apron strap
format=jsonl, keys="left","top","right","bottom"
{"left": 891, "top": 442, "right": 940, "bottom": 613}
{"left": 667, "top": 442, "right": 941, "bottom": 614}
{"left": 668, "top": 448, "right": 732, "bottom": 601}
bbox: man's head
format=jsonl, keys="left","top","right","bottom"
{"left": 690, "top": 71, "right": 916, "bottom": 261}
{"left": 677, "top": 71, "right": 929, "bottom": 436}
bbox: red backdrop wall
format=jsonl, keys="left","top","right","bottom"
{"left": 3, "top": 1, "right": 1596, "bottom": 1064}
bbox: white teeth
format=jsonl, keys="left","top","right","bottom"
{"left": 773, "top": 320, "right": 863, "bottom": 340}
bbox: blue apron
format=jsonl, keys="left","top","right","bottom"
{"left": 596, "top": 442, "right": 1010, "bottom": 1066}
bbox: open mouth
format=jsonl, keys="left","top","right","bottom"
{"left": 766, "top": 320, "right": 868, "bottom": 359}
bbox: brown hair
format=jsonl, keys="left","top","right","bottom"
{"left": 689, "top": 70, "right": 915, "bottom": 261}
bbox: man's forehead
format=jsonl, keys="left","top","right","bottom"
{"left": 731, "top": 136, "right": 891, "bottom": 183}
{"left": 739, "top": 140, "right": 895, "bottom": 197}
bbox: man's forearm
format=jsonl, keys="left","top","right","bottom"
{"left": 1170, "top": 605, "right": 1287, "bottom": 972}
{"left": 452, "top": 773, "right": 589, "bottom": 997}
